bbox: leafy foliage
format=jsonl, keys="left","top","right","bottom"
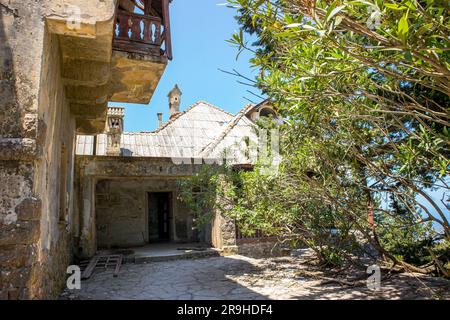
{"left": 224, "top": 0, "right": 449, "bottom": 267}
{"left": 183, "top": 0, "right": 449, "bottom": 273}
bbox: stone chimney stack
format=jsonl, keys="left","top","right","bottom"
{"left": 157, "top": 112, "right": 163, "bottom": 128}
{"left": 106, "top": 106, "right": 124, "bottom": 156}
{"left": 168, "top": 84, "right": 182, "bottom": 118}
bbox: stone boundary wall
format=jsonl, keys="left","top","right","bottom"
{"left": 237, "top": 239, "right": 291, "bottom": 258}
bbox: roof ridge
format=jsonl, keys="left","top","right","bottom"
{"left": 149, "top": 101, "right": 202, "bottom": 134}
{"left": 195, "top": 100, "right": 235, "bottom": 117}
{"left": 148, "top": 100, "right": 234, "bottom": 134}
{"left": 127, "top": 101, "right": 250, "bottom": 136}
{"left": 199, "top": 103, "right": 254, "bottom": 158}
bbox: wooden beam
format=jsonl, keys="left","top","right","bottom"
{"left": 161, "top": 0, "right": 172, "bottom": 60}
{"left": 114, "top": 255, "right": 123, "bottom": 277}
{"left": 81, "top": 256, "right": 99, "bottom": 279}
{"left": 144, "top": 0, "right": 152, "bottom": 15}
{"left": 119, "top": 0, "right": 136, "bottom": 12}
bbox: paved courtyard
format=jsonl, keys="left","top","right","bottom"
{"left": 61, "top": 254, "right": 450, "bottom": 300}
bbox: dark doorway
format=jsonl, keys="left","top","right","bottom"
{"left": 148, "top": 192, "right": 171, "bottom": 242}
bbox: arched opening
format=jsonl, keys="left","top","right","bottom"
{"left": 259, "top": 107, "right": 277, "bottom": 118}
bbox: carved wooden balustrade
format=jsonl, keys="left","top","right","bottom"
{"left": 113, "top": 1, "right": 172, "bottom": 60}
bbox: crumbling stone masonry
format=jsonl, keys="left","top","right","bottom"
{"left": 0, "top": 0, "right": 169, "bottom": 299}
{"left": 0, "top": 1, "right": 78, "bottom": 299}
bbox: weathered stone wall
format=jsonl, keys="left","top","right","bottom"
{"left": 237, "top": 240, "right": 290, "bottom": 258}
{"left": 211, "top": 213, "right": 237, "bottom": 255}
{"left": 0, "top": 162, "right": 39, "bottom": 299}
{"left": 0, "top": 18, "right": 75, "bottom": 299}
{"left": 30, "top": 29, "right": 76, "bottom": 299}
{"left": 0, "top": 0, "right": 117, "bottom": 299}
{"left": 210, "top": 175, "right": 238, "bottom": 255}
{"left": 1, "top": 1, "right": 47, "bottom": 300}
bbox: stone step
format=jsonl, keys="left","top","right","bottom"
{"left": 126, "top": 249, "right": 221, "bottom": 264}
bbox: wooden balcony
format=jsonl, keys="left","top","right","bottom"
{"left": 109, "top": 0, "right": 172, "bottom": 104}
{"left": 112, "top": 5, "right": 172, "bottom": 60}
{"left": 53, "top": 0, "right": 173, "bottom": 134}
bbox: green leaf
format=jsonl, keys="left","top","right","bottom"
{"left": 398, "top": 12, "right": 409, "bottom": 43}
{"left": 286, "top": 23, "right": 301, "bottom": 28}
{"left": 327, "top": 5, "right": 346, "bottom": 22}
{"left": 384, "top": 3, "right": 407, "bottom": 10}
{"left": 404, "top": 51, "right": 412, "bottom": 61}
{"left": 302, "top": 24, "right": 317, "bottom": 31}
{"left": 346, "top": 1, "right": 375, "bottom": 6}
{"left": 398, "top": 16, "right": 409, "bottom": 34}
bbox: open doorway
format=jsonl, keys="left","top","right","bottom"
{"left": 148, "top": 192, "right": 172, "bottom": 242}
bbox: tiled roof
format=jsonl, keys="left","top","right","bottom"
{"left": 76, "top": 101, "right": 257, "bottom": 164}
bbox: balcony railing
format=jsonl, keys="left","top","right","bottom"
{"left": 113, "top": 2, "right": 172, "bottom": 60}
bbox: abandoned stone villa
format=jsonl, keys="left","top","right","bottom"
{"left": 0, "top": 0, "right": 278, "bottom": 299}
{"left": 75, "top": 89, "right": 276, "bottom": 258}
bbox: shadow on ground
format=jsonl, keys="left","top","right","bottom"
{"left": 62, "top": 255, "right": 268, "bottom": 300}
{"left": 61, "top": 254, "right": 450, "bottom": 300}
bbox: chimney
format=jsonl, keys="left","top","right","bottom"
{"left": 168, "top": 84, "right": 182, "bottom": 118}
{"left": 157, "top": 112, "right": 163, "bottom": 128}
{"left": 106, "top": 106, "right": 124, "bottom": 156}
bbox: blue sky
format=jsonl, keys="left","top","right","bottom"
{"left": 109, "top": 1, "right": 259, "bottom": 132}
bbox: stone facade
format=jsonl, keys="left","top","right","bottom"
{"left": 74, "top": 156, "right": 204, "bottom": 257}
{"left": 73, "top": 156, "right": 239, "bottom": 259}
{"left": 0, "top": 0, "right": 170, "bottom": 299}
{"left": 0, "top": 1, "right": 81, "bottom": 299}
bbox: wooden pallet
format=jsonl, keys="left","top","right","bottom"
{"left": 81, "top": 254, "right": 123, "bottom": 280}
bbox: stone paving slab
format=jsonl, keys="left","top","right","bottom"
{"left": 61, "top": 255, "right": 450, "bottom": 300}
{"left": 97, "top": 243, "right": 221, "bottom": 263}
